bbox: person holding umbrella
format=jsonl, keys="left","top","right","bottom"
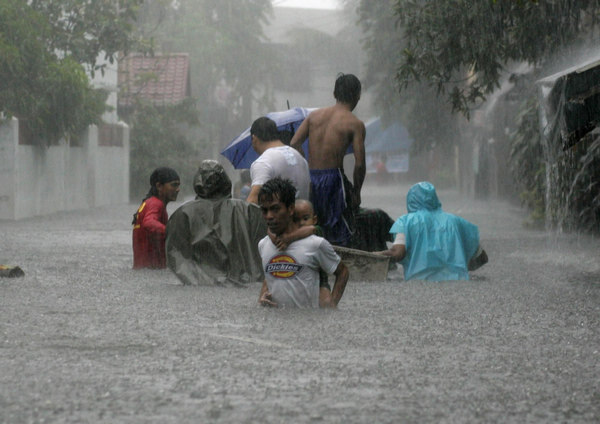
{"left": 246, "top": 116, "right": 310, "bottom": 205}
{"left": 290, "top": 73, "right": 366, "bottom": 247}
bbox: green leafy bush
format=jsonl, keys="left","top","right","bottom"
{"left": 128, "top": 98, "right": 203, "bottom": 201}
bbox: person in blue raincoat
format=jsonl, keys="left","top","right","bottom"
{"left": 377, "top": 181, "right": 488, "bottom": 281}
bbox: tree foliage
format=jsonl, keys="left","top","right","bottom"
{"left": 28, "top": 0, "right": 144, "bottom": 75}
{"left": 357, "top": 0, "right": 600, "bottom": 232}
{"left": 0, "top": 0, "right": 142, "bottom": 144}
{"left": 128, "top": 98, "right": 201, "bottom": 200}
{"left": 136, "top": 0, "right": 275, "bottom": 134}
{"left": 509, "top": 96, "right": 546, "bottom": 228}
{"left": 356, "top": 0, "right": 460, "bottom": 154}
{"left": 391, "top": 0, "right": 600, "bottom": 116}
{"left": 126, "top": 0, "right": 274, "bottom": 197}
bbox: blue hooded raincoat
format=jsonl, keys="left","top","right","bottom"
{"left": 390, "top": 182, "right": 480, "bottom": 281}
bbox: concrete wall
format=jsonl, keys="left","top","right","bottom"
{"left": 0, "top": 118, "right": 18, "bottom": 220}
{"left": 0, "top": 117, "right": 129, "bottom": 220}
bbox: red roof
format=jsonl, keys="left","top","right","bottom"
{"left": 119, "top": 53, "right": 191, "bottom": 107}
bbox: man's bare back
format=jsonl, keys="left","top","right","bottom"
{"left": 292, "top": 104, "right": 365, "bottom": 170}
{"left": 291, "top": 102, "right": 366, "bottom": 205}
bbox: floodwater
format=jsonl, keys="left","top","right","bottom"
{"left": 1, "top": 182, "right": 598, "bottom": 423}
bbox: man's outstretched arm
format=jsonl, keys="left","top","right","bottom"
{"left": 246, "top": 184, "right": 261, "bottom": 205}
{"left": 377, "top": 244, "right": 406, "bottom": 262}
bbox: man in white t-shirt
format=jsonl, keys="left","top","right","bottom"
{"left": 246, "top": 117, "right": 310, "bottom": 204}
{"left": 257, "top": 177, "right": 349, "bottom": 308}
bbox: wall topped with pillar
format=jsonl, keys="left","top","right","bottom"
{"left": 0, "top": 117, "right": 129, "bottom": 220}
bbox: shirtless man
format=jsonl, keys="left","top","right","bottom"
{"left": 290, "top": 73, "right": 366, "bottom": 246}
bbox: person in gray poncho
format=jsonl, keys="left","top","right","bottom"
{"left": 166, "top": 160, "right": 267, "bottom": 285}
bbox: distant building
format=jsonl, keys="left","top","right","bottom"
{"left": 118, "top": 53, "right": 191, "bottom": 117}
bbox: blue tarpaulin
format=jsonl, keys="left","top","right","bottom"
{"left": 365, "top": 118, "right": 414, "bottom": 153}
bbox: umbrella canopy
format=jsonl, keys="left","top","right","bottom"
{"left": 221, "top": 107, "right": 316, "bottom": 169}
{"left": 365, "top": 117, "right": 414, "bottom": 153}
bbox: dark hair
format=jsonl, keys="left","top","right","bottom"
{"left": 250, "top": 117, "right": 279, "bottom": 142}
{"left": 258, "top": 177, "right": 296, "bottom": 208}
{"left": 334, "top": 73, "right": 361, "bottom": 104}
{"left": 132, "top": 166, "right": 179, "bottom": 224}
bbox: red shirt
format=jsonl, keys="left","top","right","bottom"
{"left": 132, "top": 196, "right": 168, "bottom": 269}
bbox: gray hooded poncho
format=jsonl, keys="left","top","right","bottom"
{"left": 166, "top": 160, "right": 267, "bottom": 285}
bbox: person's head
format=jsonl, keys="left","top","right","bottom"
{"left": 258, "top": 177, "right": 297, "bottom": 235}
{"left": 149, "top": 167, "right": 180, "bottom": 204}
{"left": 250, "top": 117, "right": 280, "bottom": 153}
{"left": 294, "top": 199, "right": 318, "bottom": 227}
{"left": 193, "top": 160, "right": 232, "bottom": 200}
{"left": 406, "top": 181, "right": 442, "bottom": 213}
{"left": 334, "top": 73, "right": 361, "bottom": 110}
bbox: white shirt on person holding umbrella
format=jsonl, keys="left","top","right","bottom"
{"left": 246, "top": 116, "right": 310, "bottom": 204}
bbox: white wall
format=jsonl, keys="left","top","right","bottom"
{"left": 93, "top": 127, "right": 130, "bottom": 206}
{"left": 0, "top": 118, "right": 18, "bottom": 219}
{"left": 0, "top": 117, "right": 129, "bottom": 220}
{"left": 87, "top": 52, "right": 119, "bottom": 125}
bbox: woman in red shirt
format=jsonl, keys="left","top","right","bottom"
{"left": 132, "top": 167, "right": 180, "bottom": 269}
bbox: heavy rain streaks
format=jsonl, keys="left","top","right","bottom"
{"left": 1, "top": 0, "right": 600, "bottom": 422}
{"left": 1, "top": 183, "right": 599, "bottom": 423}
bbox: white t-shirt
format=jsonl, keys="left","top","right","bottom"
{"left": 259, "top": 235, "right": 340, "bottom": 308}
{"left": 250, "top": 146, "right": 310, "bottom": 200}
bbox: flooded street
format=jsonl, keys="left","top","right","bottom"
{"left": 1, "top": 182, "right": 599, "bottom": 423}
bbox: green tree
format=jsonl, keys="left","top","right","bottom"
{"left": 356, "top": 0, "right": 461, "bottom": 155}
{"left": 356, "top": 0, "right": 600, "bottom": 231}
{"left": 128, "top": 98, "right": 201, "bottom": 199}
{"left": 0, "top": 0, "right": 142, "bottom": 144}
{"left": 509, "top": 96, "right": 546, "bottom": 228}
{"left": 124, "top": 0, "right": 274, "bottom": 197}
{"left": 388, "top": 0, "right": 600, "bottom": 116}
{"left": 137, "top": 0, "right": 275, "bottom": 136}
{"left": 28, "top": 0, "right": 143, "bottom": 75}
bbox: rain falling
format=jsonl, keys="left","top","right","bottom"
{"left": 1, "top": 1, "right": 599, "bottom": 422}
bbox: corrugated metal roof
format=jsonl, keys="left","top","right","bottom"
{"left": 118, "top": 53, "right": 190, "bottom": 107}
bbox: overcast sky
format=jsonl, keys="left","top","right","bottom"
{"left": 272, "top": 0, "right": 341, "bottom": 9}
